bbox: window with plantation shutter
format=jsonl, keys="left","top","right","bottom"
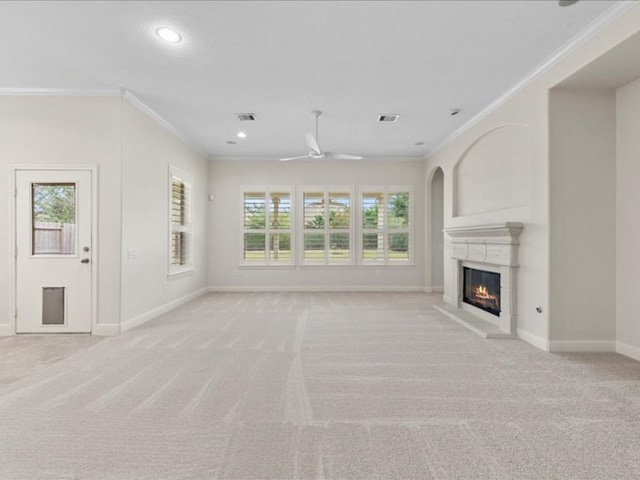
{"left": 361, "top": 187, "right": 412, "bottom": 264}
{"left": 301, "top": 187, "right": 353, "bottom": 265}
{"left": 169, "top": 166, "right": 193, "bottom": 274}
{"left": 241, "top": 187, "right": 294, "bottom": 265}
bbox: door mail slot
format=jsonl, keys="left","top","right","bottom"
{"left": 42, "top": 287, "right": 65, "bottom": 325}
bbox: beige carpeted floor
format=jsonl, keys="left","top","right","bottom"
{"left": 1, "top": 292, "right": 639, "bottom": 479}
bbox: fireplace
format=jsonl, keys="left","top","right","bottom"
{"left": 443, "top": 223, "right": 523, "bottom": 334}
{"left": 463, "top": 267, "right": 500, "bottom": 316}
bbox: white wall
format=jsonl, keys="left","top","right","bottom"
{"left": 208, "top": 160, "right": 425, "bottom": 290}
{"left": 425, "top": 88, "right": 549, "bottom": 346}
{"left": 0, "top": 96, "right": 122, "bottom": 333}
{"left": 119, "top": 100, "right": 209, "bottom": 328}
{"left": 424, "top": 4, "right": 640, "bottom": 351}
{"left": 454, "top": 124, "right": 530, "bottom": 217}
{"left": 548, "top": 89, "right": 616, "bottom": 346}
{"left": 616, "top": 77, "right": 640, "bottom": 359}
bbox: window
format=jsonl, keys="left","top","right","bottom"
{"left": 242, "top": 188, "right": 293, "bottom": 265}
{"left": 31, "top": 183, "right": 76, "bottom": 255}
{"left": 361, "top": 187, "right": 411, "bottom": 264}
{"left": 169, "top": 166, "right": 193, "bottom": 274}
{"left": 301, "top": 188, "right": 352, "bottom": 265}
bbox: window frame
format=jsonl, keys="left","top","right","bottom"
{"left": 168, "top": 165, "right": 194, "bottom": 276}
{"left": 359, "top": 186, "right": 413, "bottom": 266}
{"left": 240, "top": 186, "right": 295, "bottom": 267}
{"left": 299, "top": 186, "right": 354, "bottom": 267}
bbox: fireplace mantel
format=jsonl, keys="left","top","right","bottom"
{"left": 443, "top": 222, "right": 523, "bottom": 267}
{"left": 443, "top": 222, "right": 524, "bottom": 334}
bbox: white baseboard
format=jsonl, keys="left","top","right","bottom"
{"left": 517, "top": 328, "right": 549, "bottom": 351}
{"left": 423, "top": 287, "right": 433, "bottom": 293}
{"left": 442, "top": 295, "right": 453, "bottom": 305}
{"left": 121, "top": 288, "right": 208, "bottom": 332}
{"left": 0, "top": 324, "right": 13, "bottom": 336}
{"left": 207, "top": 285, "right": 425, "bottom": 293}
{"left": 432, "top": 286, "right": 444, "bottom": 293}
{"left": 548, "top": 340, "right": 616, "bottom": 353}
{"left": 616, "top": 341, "right": 640, "bottom": 362}
{"left": 93, "top": 323, "right": 120, "bottom": 336}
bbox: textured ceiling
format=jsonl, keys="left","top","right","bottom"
{"left": 0, "top": 1, "right": 623, "bottom": 159}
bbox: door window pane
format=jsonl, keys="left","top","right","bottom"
{"left": 32, "top": 183, "right": 76, "bottom": 255}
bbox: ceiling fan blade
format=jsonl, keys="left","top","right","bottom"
{"left": 305, "top": 133, "right": 321, "bottom": 155}
{"left": 279, "top": 155, "right": 310, "bottom": 162}
{"left": 327, "top": 153, "right": 363, "bottom": 160}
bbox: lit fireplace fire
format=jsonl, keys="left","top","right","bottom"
{"left": 473, "top": 284, "right": 499, "bottom": 309}
{"left": 463, "top": 267, "right": 501, "bottom": 316}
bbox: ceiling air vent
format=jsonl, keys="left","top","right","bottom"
{"left": 236, "top": 113, "right": 256, "bottom": 121}
{"left": 378, "top": 114, "right": 399, "bottom": 123}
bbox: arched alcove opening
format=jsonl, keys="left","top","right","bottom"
{"left": 430, "top": 167, "right": 444, "bottom": 292}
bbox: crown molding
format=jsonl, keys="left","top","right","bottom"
{"left": 0, "top": 87, "right": 122, "bottom": 96}
{"left": 424, "top": 0, "right": 638, "bottom": 160}
{"left": 122, "top": 91, "right": 209, "bottom": 158}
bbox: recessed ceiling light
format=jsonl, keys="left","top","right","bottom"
{"left": 156, "top": 27, "right": 182, "bottom": 43}
{"left": 227, "top": 141, "right": 236, "bottom": 145}
{"left": 237, "top": 131, "right": 247, "bottom": 139}
{"left": 414, "top": 141, "right": 425, "bottom": 146}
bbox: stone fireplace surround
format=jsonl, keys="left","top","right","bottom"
{"left": 443, "top": 223, "right": 524, "bottom": 334}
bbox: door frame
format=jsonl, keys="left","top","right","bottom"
{"left": 10, "top": 165, "right": 99, "bottom": 335}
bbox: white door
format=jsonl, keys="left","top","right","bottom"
{"left": 15, "top": 169, "right": 93, "bottom": 333}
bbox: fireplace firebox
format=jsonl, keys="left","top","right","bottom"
{"left": 463, "top": 267, "right": 501, "bottom": 316}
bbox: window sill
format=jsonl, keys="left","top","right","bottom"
{"left": 299, "top": 263, "right": 356, "bottom": 269}
{"left": 239, "top": 264, "right": 296, "bottom": 269}
{"left": 359, "top": 262, "right": 415, "bottom": 267}
{"left": 168, "top": 266, "right": 194, "bottom": 278}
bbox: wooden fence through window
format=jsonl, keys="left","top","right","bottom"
{"left": 33, "top": 222, "right": 75, "bottom": 254}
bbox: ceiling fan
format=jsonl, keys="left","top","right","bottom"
{"left": 280, "top": 110, "right": 363, "bottom": 161}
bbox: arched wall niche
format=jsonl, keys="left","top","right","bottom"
{"left": 428, "top": 166, "right": 445, "bottom": 291}
{"left": 452, "top": 123, "right": 531, "bottom": 217}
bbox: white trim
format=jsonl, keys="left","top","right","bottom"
{"left": 616, "top": 342, "right": 640, "bottom": 362}
{"left": 123, "top": 91, "right": 208, "bottom": 157}
{"left": 121, "top": 288, "right": 208, "bottom": 332}
{"left": 432, "top": 286, "right": 444, "bottom": 293}
{"left": 10, "top": 165, "right": 98, "bottom": 336}
{"left": 92, "top": 323, "right": 121, "bottom": 336}
{"left": 442, "top": 294, "right": 453, "bottom": 305}
{"left": 211, "top": 155, "right": 423, "bottom": 163}
{"left": 207, "top": 285, "right": 425, "bottom": 293}
{"left": 517, "top": 328, "right": 549, "bottom": 351}
{"left": 0, "top": 88, "right": 121, "bottom": 96}
{"left": 548, "top": 340, "right": 616, "bottom": 353}
{"left": 424, "top": 1, "right": 638, "bottom": 159}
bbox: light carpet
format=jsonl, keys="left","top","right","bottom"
{"left": 1, "top": 292, "right": 639, "bottom": 479}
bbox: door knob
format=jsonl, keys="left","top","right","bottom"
{"left": 80, "top": 258, "right": 90, "bottom": 264}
